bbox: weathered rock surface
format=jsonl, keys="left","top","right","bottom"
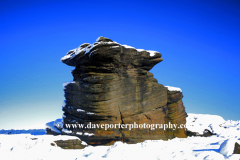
{"left": 53, "top": 139, "right": 87, "bottom": 149}
{"left": 165, "top": 87, "right": 187, "bottom": 138}
{"left": 234, "top": 142, "right": 240, "bottom": 154}
{"left": 47, "top": 37, "right": 187, "bottom": 145}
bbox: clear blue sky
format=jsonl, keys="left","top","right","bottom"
{"left": 0, "top": 0, "right": 239, "bottom": 129}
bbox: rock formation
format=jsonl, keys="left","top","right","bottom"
{"left": 47, "top": 37, "right": 187, "bottom": 145}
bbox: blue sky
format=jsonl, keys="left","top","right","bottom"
{"left": 0, "top": 0, "right": 239, "bottom": 129}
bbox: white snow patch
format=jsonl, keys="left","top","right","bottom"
{"left": 110, "top": 46, "right": 119, "bottom": 48}
{"left": 146, "top": 50, "right": 158, "bottom": 57}
{"left": 54, "top": 119, "right": 63, "bottom": 129}
{"left": 122, "top": 45, "right": 135, "bottom": 49}
{"left": 81, "top": 141, "right": 88, "bottom": 145}
{"left": 220, "top": 120, "right": 240, "bottom": 129}
{"left": 136, "top": 49, "right": 145, "bottom": 52}
{"left": 61, "top": 128, "right": 72, "bottom": 134}
{"left": 86, "top": 112, "right": 95, "bottom": 115}
{"left": 187, "top": 113, "right": 226, "bottom": 134}
{"left": 45, "top": 121, "right": 61, "bottom": 134}
{"left": 63, "top": 81, "right": 74, "bottom": 90}
{"left": 61, "top": 40, "right": 120, "bottom": 61}
{"left": 83, "top": 132, "right": 94, "bottom": 136}
{"left": 96, "top": 37, "right": 101, "bottom": 42}
{"left": 76, "top": 132, "right": 83, "bottom": 135}
{"left": 165, "top": 86, "right": 182, "bottom": 92}
{"left": 77, "top": 109, "right": 85, "bottom": 112}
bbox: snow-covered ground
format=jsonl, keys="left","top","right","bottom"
{"left": 0, "top": 113, "right": 240, "bottom": 160}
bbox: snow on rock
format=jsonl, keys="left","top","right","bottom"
{"left": 81, "top": 141, "right": 88, "bottom": 146}
{"left": 45, "top": 121, "right": 61, "bottom": 134}
{"left": 77, "top": 109, "right": 85, "bottom": 112}
{"left": 122, "top": 45, "right": 135, "bottom": 49}
{"left": 61, "top": 40, "right": 120, "bottom": 62}
{"left": 61, "top": 128, "right": 72, "bottom": 134}
{"left": 53, "top": 119, "right": 63, "bottom": 130}
{"left": 86, "top": 112, "right": 96, "bottom": 115}
{"left": 146, "top": 50, "right": 158, "bottom": 57}
{"left": 76, "top": 132, "right": 83, "bottom": 135}
{"left": 61, "top": 37, "right": 161, "bottom": 66}
{"left": 83, "top": 132, "right": 94, "bottom": 136}
{"left": 63, "top": 81, "right": 75, "bottom": 90}
{"left": 165, "top": 86, "right": 182, "bottom": 92}
{"left": 136, "top": 49, "right": 145, "bottom": 52}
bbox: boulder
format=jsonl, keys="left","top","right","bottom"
{"left": 47, "top": 37, "right": 188, "bottom": 145}
{"left": 186, "top": 129, "right": 216, "bottom": 137}
{"left": 53, "top": 139, "right": 87, "bottom": 149}
{"left": 234, "top": 142, "right": 240, "bottom": 154}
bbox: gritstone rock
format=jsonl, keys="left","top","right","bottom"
{"left": 234, "top": 142, "right": 240, "bottom": 154}
{"left": 47, "top": 37, "right": 188, "bottom": 145}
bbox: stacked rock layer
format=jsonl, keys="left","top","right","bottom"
{"left": 57, "top": 37, "right": 187, "bottom": 145}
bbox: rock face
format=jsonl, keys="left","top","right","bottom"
{"left": 52, "top": 37, "right": 187, "bottom": 145}
{"left": 165, "top": 87, "right": 188, "bottom": 138}
{"left": 234, "top": 142, "right": 240, "bottom": 154}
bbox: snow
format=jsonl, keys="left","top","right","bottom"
{"left": 122, "top": 45, "right": 135, "bottom": 49}
{"left": 121, "top": 46, "right": 159, "bottom": 57}
{"left": 187, "top": 113, "right": 226, "bottom": 134}
{"left": 77, "top": 109, "right": 85, "bottom": 112}
{"left": 53, "top": 119, "right": 63, "bottom": 129}
{"left": 165, "top": 86, "right": 182, "bottom": 92}
{"left": 219, "top": 139, "right": 240, "bottom": 157}
{"left": 61, "top": 40, "right": 120, "bottom": 61}
{"left": 86, "top": 112, "right": 95, "bottom": 115}
{"left": 136, "top": 49, "right": 145, "bottom": 52}
{"left": 146, "top": 50, "right": 158, "bottom": 57}
{"left": 110, "top": 46, "right": 119, "bottom": 48}
{"left": 96, "top": 37, "right": 101, "bottom": 42}
{"left": 63, "top": 81, "right": 74, "bottom": 90}
{"left": 45, "top": 121, "right": 61, "bottom": 134}
{"left": 84, "top": 132, "right": 94, "bottom": 136}
{"left": 61, "top": 128, "right": 72, "bottom": 134}
{"left": 76, "top": 109, "right": 96, "bottom": 115}
{"left": 1, "top": 113, "right": 240, "bottom": 160}
{"left": 76, "top": 132, "right": 83, "bottom": 135}
{"left": 81, "top": 141, "right": 88, "bottom": 145}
